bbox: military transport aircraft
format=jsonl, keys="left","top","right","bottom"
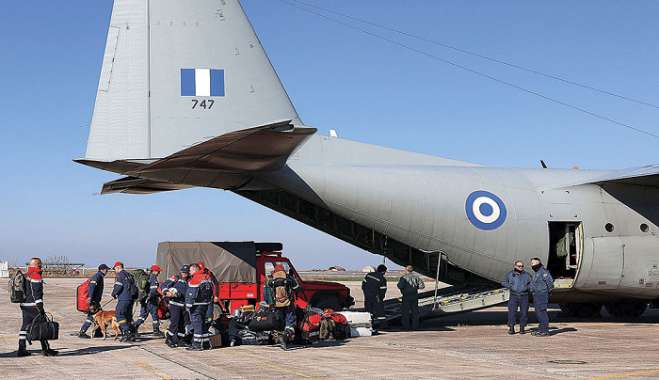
{"left": 77, "top": 0, "right": 659, "bottom": 319}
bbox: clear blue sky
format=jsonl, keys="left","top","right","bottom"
{"left": 1, "top": 1, "right": 657, "bottom": 268}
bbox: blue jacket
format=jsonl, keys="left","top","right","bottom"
{"left": 185, "top": 273, "right": 213, "bottom": 308}
{"left": 530, "top": 266, "right": 554, "bottom": 294}
{"left": 147, "top": 274, "right": 160, "bottom": 304}
{"left": 501, "top": 270, "right": 531, "bottom": 295}
{"left": 88, "top": 271, "right": 105, "bottom": 303}
{"left": 112, "top": 270, "right": 134, "bottom": 301}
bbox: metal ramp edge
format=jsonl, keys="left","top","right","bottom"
{"left": 383, "top": 286, "right": 510, "bottom": 322}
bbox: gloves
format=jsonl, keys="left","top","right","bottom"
{"left": 36, "top": 302, "right": 45, "bottom": 315}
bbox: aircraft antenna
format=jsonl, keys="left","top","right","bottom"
{"left": 277, "top": 0, "right": 659, "bottom": 139}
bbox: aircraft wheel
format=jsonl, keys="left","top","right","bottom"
{"left": 605, "top": 301, "right": 648, "bottom": 319}
{"left": 560, "top": 303, "right": 602, "bottom": 318}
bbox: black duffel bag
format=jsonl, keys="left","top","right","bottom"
{"left": 248, "top": 307, "right": 284, "bottom": 332}
{"left": 28, "top": 313, "right": 59, "bottom": 343}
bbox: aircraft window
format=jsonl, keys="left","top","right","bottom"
{"left": 605, "top": 223, "right": 614, "bottom": 232}
{"left": 640, "top": 224, "right": 649, "bottom": 233}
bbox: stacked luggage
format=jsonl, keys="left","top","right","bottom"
{"left": 336, "top": 311, "right": 373, "bottom": 337}
{"left": 299, "top": 307, "right": 349, "bottom": 343}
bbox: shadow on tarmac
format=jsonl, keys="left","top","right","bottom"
{"left": 0, "top": 345, "right": 133, "bottom": 358}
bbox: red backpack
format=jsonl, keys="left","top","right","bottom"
{"left": 76, "top": 279, "right": 90, "bottom": 313}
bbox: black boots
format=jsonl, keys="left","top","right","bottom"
{"left": 152, "top": 324, "right": 164, "bottom": 337}
{"left": 41, "top": 341, "right": 58, "bottom": 356}
{"left": 78, "top": 330, "right": 91, "bottom": 339}
{"left": 508, "top": 326, "right": 515, "bottom": 335}
{"left": 519, "top": 327, "right": 526, "bottom": 335}
{"left": 16, "top": 349, "right": 31, "bottom": 357}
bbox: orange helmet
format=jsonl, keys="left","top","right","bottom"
{"left": 273, "top": 264, "right": 285, "bottom": 273}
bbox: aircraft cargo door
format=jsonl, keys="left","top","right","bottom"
{"left": 575, "top": 237, "right": 623, "bottom": 290}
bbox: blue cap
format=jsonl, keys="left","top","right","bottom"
{"left": 180, "top": 265, "right": 190, "bottom": 273}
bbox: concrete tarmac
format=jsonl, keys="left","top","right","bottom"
{"left": 2, "top": 278, "right": 659, "bottom": 379}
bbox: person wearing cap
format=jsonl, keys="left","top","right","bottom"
{"left": 112, "top": 261, "right": 136, "bottom": 342}
{"left": 162, "top": 265, "right": 190, "bottom": 348}
{"left": 266, "top": 264, "right": 300, "bottom": 348}
{"left": 78, "top": 264, "right": 110, "bottom": 339}
{"left": 133, "top": 265, "right": 164, "bottom": 337}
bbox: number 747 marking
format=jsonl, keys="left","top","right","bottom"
{"left": 191, "top": 99, "right": 215, "bottom": 110}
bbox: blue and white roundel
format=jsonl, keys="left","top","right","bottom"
{"left": 465, "top": 191, "right": 507, "bottom": 230}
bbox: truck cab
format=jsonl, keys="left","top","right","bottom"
{"left": 209, "top": 244, "right": 353, "bottom": 314}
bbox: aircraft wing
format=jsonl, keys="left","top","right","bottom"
{"left": 586, "top": 164, "right": 659, "bottom": 187}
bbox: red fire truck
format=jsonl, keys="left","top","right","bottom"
{"left": 156, "top": 242, "right": 354, "bottom": 314}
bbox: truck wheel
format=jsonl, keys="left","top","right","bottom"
{"left": 313, "top": 295, "right": 341, "bottom": 311}
{"left": 605, "top": 301, "right": 647, "bottom": 319}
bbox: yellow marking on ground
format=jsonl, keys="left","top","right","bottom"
{"left": 135, "top": 360, "right": 173, "bottom": 379}
{"left": 588, "top": 368, "right": 659, "bottom": 380}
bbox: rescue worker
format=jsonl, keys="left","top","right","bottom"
{"left": 397, "top": 265, "right": 425, "bottom": 330}
{"left": 133, "top": 265, "right": 163, "bottom": 337}
{"left": 501, "top": 260, "right": 531, "bottom": 335}
{"left": 112, "top": 261, "right": 137, "bottom": 342}
{"left": 197, "top": 262, "right": 218, "bottom": 328}
{"left": 186, "top": 263, "right": 213, "bottom": 351}
{"left": 361, "top": 264, "right": 388, "bottom": 329}
{"left": 78, "top": 263, "right": 110, "bottom": 339}
{"left": 17, "top": 257, "right": 58, "bottom": 357}
{"left": 529, "top": 257, "right": 554, "bottom": 337}
{"left": 267, "top": 264, "right": 300, "bottom": 348}
{"left": 162, "top": 265, "right": 190, "bottom": 348}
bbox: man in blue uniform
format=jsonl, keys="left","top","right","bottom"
{"left": 133, "top": 265, "right": 163, "bottom": 337}
{"left": 112, "top": 261, "right": 137, "bottom": 342}
{"left": 501, "top": 260, "right": 531, "bottom": 335}
{"left": 529, "top": 257, "right": 554, "bottom": 337}
{"left": 185, "top": 263, "right": 213, "bottom": 351}
{"left": 162, "top": 265, "right": 190, "bottom": 348}
{"left": 78, "top": 264, "right": 110, "bottom": 339}
{"left": 17, "top": 257, "right": 58, "bottom": 357}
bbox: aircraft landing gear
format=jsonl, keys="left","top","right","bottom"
{"left": 559, "top": 303, "right": 602, "bottom": 318}
{"left": 605, "top": 301, "right": 648, "bottom": 319}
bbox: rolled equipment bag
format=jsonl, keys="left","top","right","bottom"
{"left": 156, "top": 299, "right": 170, "bottom": 320}
{"left": 247, "top": 307, "right": 284, "bottom": 332}
{"left": 28, "top": 313, "right": 59, "bottom": 343}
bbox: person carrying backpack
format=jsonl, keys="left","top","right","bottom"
{"left": 132, "top": 265, "right": 163, "bottom": 337}
{"left": 267, "top": 264, "right": 300, "bottom": 347}
{"left": 112, "top": 261, "right": 137, "bottom": 342}
{"left": 15, "top": 257, "right": 58, "bottom": 357}
{"left": 78, "top": 264, "right": 110, "bottom": 339}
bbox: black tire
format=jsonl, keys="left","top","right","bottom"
{"left": 560, "top": 303, "right": 602, "bottom": 318}
{"left": 605, "top": 301, "right": 647, "bottom": 319}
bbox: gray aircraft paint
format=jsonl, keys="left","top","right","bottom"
{"left": 80, "top": 0, "right": 659, "bottom": 304}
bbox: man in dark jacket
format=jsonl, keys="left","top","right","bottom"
{"left": 529, "top": 257, "right": 554, "bottom": 337}
{"left": 267, "top": 264, "right": 300, "bottom": 349}
{"left": 162, "top": 265, "right": 190, "bottom": 348}
{"left": 17, "top": 257, "right": 58, "bottom": 357}
{"left": 112, "top": 261, "right": 137, "bottom": 342}
{"left": 78, "top": 264, "right": 110, "bottom": 339}
{"left": 133, "top": 265, "right": 163, "bottom": 337}
{"left": 397, "top": 265, "right": 425, "bottom": 330}
{"left": 362, "top": 264, "right": 388, "bottom": 328}
{"left": 501, "top": 260, "right": 531, "bottom": 335}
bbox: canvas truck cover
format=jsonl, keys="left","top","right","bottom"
{"left": 156, "top": 242, "right": 257, "bottom": 283}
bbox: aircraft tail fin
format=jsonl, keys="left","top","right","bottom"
{"left": 85, "top": 0, "right": 301, "bottom": 162}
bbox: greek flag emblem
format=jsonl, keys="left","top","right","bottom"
{"left": 180, "top": 68, "right": 225, "bottom": 97}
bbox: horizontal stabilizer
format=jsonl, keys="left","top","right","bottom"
{"left": 78, "top": 121, "right": 316, "bottom": 192}
{"left": 587, "top": 164, "right": 659, "bottom": 188}
{"left": 101, "top": 176, "right": 192, "bottom": 195}
{"left": 129, "top": 120, "right": 315, "bottom": 176}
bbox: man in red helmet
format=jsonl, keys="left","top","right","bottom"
{"left": 197, "top": 262, "right": 219, "bottom": 326}
{"left": 132, "top": 264, "right": 164, "bottom": 337}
